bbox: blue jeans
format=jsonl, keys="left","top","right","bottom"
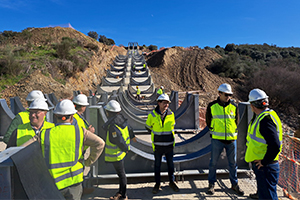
{"left": 208, "top": 139, "right": 238, "bottom": 186}
{"left": 154, "top": 149, "right": 175, "bottom": 184}
{"left": 253, "top": 161, "right": 279, "bottom": 200}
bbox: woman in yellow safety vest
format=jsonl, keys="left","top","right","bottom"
{"left": 146, "top": 94, "right": 179, "bottom": 194}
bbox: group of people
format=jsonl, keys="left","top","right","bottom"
{"left": 206, "top": 83, "right": 282, "bottom": 200}
{"left": 3, "top": 82, "right": 283, "bottom": 200}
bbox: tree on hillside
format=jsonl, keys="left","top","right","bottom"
{"left": 87, "top": 31, "right": 99, "bottom": 40}
{"left": 149, "top": 45, "right": 158, "bottom": 51}
{"left": 99, "top": 35, "right": 115, "bottom": 45}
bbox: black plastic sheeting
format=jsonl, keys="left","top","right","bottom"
{"left": 10, "top": 142, "right": 64, "bottom": 200}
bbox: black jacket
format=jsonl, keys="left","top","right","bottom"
{"left": 103, "top": 114, "right": 134, "bottom": 152}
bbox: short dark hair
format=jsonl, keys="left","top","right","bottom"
{"left": 251, "top": 98, "right": 269, "bottom": 109}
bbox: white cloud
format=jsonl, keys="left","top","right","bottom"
{"left": 0, "top": 0, "right": 27, "bottom": 9}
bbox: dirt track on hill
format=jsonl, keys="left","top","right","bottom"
{"left": 147, "top": 47, "right": 238, "bottom": 107}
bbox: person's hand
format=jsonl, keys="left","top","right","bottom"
{"left": 131, "top": 137, "right": 137, "bottom": 142}
{"left": 254, "top": 160, "right": 263, "bottom": 169}
{"left": 88, "top": 125, "right": 95, "bottom": 133}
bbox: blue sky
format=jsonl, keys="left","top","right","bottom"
{"left": 1, "top": 0, "right": 300, "bottom": 48}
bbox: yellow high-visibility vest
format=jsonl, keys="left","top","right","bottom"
{"left": 18, "top": 110, "right": 30, "bottom": 124}
{"left": 105, "top": 124, "right": 130, "bottom": 162}
{"left": 40, "top": 124, "right": 84, "bottom": 190}
{"left": 210, "top": 103, "right": 237, "bottom": 140}
{"left": 146, "top": 109, "right": 175, "bottom": 151}
{"left": 245, "top": 109, "right": 282, "bottom": 163}
{"left": 16, "top": 121, "right": 54, "bottom": 146}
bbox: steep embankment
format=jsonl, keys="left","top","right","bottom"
{"left": 0, "top": 27, "right": 126, "bottom": 106}
{"left": 146, "top": 47, "right": 239, "bottom": 106}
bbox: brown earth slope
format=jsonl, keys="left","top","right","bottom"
{"left": 0, "top": 27, "right": 126, "bottom": 106}
{"left": 146, "top": 47, "right": 239, "bottom": 107}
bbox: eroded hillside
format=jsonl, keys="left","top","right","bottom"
{"left": 0, "top": 27, "right": 126, "bottom": 105}
{"left": 146, "top": 47, "right": 239, "bottom": 107}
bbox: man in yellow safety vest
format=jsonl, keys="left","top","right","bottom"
{"left": 3, "top": 90, "right": 47, "bottom": 144}
{"left": 6, "top": 99, "right": 54, "bottom": 148}
{"left": 136, "top": 86, "right": 141, "bottom": 100}
{"left": 206, "top": 83, "right": 244, "bottom": 196}
{"left": 245, "top": 89, "right": 282, "bottom": 200}
{"left": 40, "top": 99, "right": 105, "bottom": 200}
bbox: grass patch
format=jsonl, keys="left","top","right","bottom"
{"left": 0, "top": 74, "right": 24, "bottom": 92}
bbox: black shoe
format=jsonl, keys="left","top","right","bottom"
{"left": 207, "top": 184, "right": 215, "bottom": 195}
{"left": 249, "top": 192, "right": 259, "bottom": 199}
{"left": 109, "top": 192, "right": 122, "bottom": 200}
{"left": 152, "top": 183, "right": 160, "bottom": 194}
{"left": 231, "top": 184, "right": 244, "bottom": 196}
{"left": 169, "top": 181, "right": 179, "bottom": 192}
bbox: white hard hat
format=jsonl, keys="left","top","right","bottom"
{"left": 157, "top": 94, "right": 171, "bottom": 102}
{"left": 248, "top": 88, "right": 269, "bottom": 102}
{"left": 26, "top": 90, "right": 47, "bottom": 101}
{"left": 104, "top": 100, "right": 121, "bottom": 112}
{"left": 217, "top": 83, "right": 233, "bottom": 94}
{"left": 54, "top": 99, "right": 77, "bottom": 115}
{"left": 160, "top": 86, "right": 164, "bottom": 89}
{"left": 72, "top": 94, "right": 89, "bottom": 106}
{"left": 28, "top": 99, "right": 49, "bottom": 111}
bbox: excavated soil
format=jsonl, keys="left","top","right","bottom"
{"left": 147, "top": 47, "right": 238, "bottom": 107}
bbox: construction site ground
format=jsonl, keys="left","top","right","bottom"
{"left": 81, "top": 173, "right": 289, "bottom": 200}
{"left": 0, "top": 138, "right": 289, "bottom": 200}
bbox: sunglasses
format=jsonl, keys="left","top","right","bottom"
{"left": 221, "top": 92, "right": 232, "bottom": 97}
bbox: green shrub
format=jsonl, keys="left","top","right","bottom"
{"left": 149, "top": 45, "right": 158, "bottom": 51}
{"left": 99, "top": 35, "right": 115, "bottom": 45}
{"left": 225, "top": 43, "right": 236, "bottom": 52}
{"left": 87, "top": 31, "right": 99, "bottom": 40}
{"left": 0, "top": 54, "right": 22, "bottom": 76}
{"left": 246, "top": 66, "right": 300, "bottom": 115}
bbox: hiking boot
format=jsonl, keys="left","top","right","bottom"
{"left": 249, "top": 192, "right": 259, "bottom": 199}
{"left": 109, "top": 192, "right": 122, "bottom": 200}
{"left": 152, "top": 183, "right": 160, "bottom": 194}
{"left": 207, "top": 184, "right": 215, "bottom": 195}
{"left": 231, "top": 184, "right": 244, "bottom": 196}
{"left": 169, "top": 181, "right": 179, "bottom": 192}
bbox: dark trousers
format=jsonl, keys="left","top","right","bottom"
{"left": 112, "top": 159, "right": 127, "bottom": 197}
{"left": 253, "top": 161, "right": 280, "bottom": 200}
{"left": 154, "top": 149, "right": 175, "bottom": 185}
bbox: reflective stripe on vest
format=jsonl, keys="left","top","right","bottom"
{"left": 41, "top": 124, "right": 84, "bottom": 190}
{"left": 146, "top": 109, "right": 175, "bottom": 151}
{"left": 73, "top": 113, "right": 89, "bottom": 159}
{"left": 16, "top": 121, "right": 54, "bottom": 146}
{"left": 210, "top": 103, "right": 237, "bottom": 140}
{"left": 105, "top": 124, "right": 130, "bottom": 162}
{"left": 245, "top": 109, "right": 283, "bottom": 163}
